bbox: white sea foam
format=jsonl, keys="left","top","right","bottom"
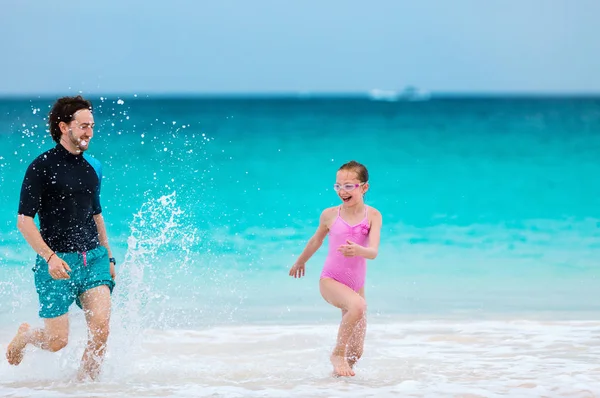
{"left": 1, "top": 320, "right": 599, "bottom": 397}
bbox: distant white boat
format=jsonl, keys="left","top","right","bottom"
{"left": 368, "top": 86, "right": 431, "bottom": 102}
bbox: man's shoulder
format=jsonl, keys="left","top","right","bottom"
{"left": 83, "top": 153, "right": 103, "bottom": 178}
{"left": 27, "top": 147, "right": 57, "bottom": 169}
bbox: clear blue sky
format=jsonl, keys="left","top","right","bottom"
{"left": 1, "top": 0, "right": 598, "bottom": 95}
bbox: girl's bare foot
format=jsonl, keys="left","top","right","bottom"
{"left": 330, "top": 353, "right": 355, "bottom": 377}
{"left": 348, "top": 355, "right": 359, "bottom": 369}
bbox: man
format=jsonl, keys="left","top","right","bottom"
{"left": 6, "top": 95, "right": 116, "bottom": 381}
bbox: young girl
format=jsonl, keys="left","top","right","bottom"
{"left": 289, "top": 160, "right": 382, "bottom": 377}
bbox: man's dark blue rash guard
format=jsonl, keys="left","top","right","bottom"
{"left": 18, "top": 144, "right": 103, "bottom": 253}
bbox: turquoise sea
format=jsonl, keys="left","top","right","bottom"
{"left": 0, "top": 96, "right": 599, "bottom": 396}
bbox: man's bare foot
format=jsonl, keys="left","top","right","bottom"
{"left": 76, "top": 369, "right": 92, "bottom": 383}
{"left": 330, "top": 353, "right": 355, "bottom": 377}
{"left": 6, "top": 323, "right": 30, "bottom": 365}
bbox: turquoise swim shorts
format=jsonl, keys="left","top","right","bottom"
{"left": 33, "top": 245, "right": 115, "bottom": 319}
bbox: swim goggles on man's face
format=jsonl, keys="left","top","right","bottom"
{"left": 333, "top": 182, "right": 365, "bottom": 192}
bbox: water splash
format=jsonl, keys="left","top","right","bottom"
{"left": 108, "top": 191, "right": 199, "bottom": 376}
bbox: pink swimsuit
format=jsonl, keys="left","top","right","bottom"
{"left": 320, "top": 206, "right": 370, "bottom": 292}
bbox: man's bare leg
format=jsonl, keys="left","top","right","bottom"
{"left": 319, "top": 278, "right": 367, "bottom": 377}
{"left": 6, "top": 315, "right": 70, "bottom": 365}
{"left": 77, "top": 285, "right": 111, "bottom": 381}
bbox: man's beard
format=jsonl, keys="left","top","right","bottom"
{"left": 68, "top": 129, "right": 89, "bottom": 152}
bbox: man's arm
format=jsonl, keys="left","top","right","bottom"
{"left": 17, "top": 159, "right": 72, "bottom": 279}
{"left": 17, "top": 215, "right": 54, "bottom": 261}
{"left": 17, "top": 215, "right": 72, "bottom": 279}
{"left": 89, "top": 158, "right": 115, "bottom": 278}
{"left": 17, "top": 160, "right": 53, "bottom": 261}
{"left": 93, "top": 213, "right": 116, "bottom": 279}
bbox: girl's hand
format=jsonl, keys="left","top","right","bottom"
{"left": 289, "top": 263, "right": 306, "bottom": 278}
{"left": 337, "top": 240, "right": 362, "bottom": 257}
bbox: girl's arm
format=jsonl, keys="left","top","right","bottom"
{"left": 289, "top": 208, "right": 333, "bottom": 277}
{"left": 295, "top": 209, "right": 331, "bottom": 263}
{"left": 360, "top": 208, "right": 382, "bottom": 259}
{"left": 339, "top": 208, "right": 382, "bottom": 260}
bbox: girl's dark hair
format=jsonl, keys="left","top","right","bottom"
{"left": 48, "top": 95, "right": 93, "bottom": 143}
{"left": 338, "top": 160, "right": 369, "bottom": 183}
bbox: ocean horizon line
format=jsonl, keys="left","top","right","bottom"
{"left": 0, "top": 91, "right": 599, "bottom": 101}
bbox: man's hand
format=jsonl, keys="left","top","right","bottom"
{"left": 109, "top": 260, "right": 116, "bottom": 280}
{"left": 48, "top": 254, "right": 71, "bottom": 279}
